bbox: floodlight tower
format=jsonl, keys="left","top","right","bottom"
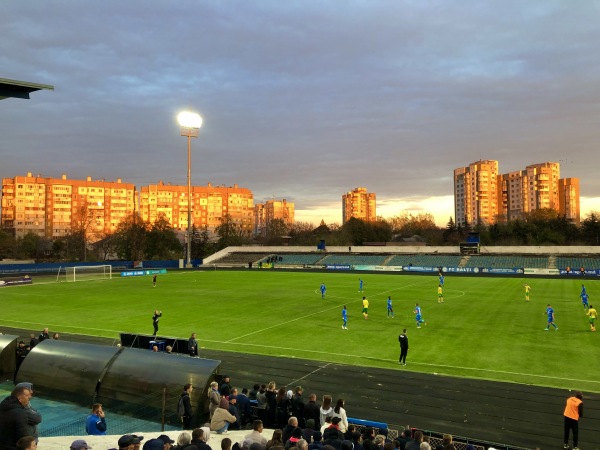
{"left": 177, "top": 111, "right": 203, "bottom": 268}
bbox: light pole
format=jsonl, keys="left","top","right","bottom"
{"left": 177, "top": 111, "right": 203, "bottom": 268}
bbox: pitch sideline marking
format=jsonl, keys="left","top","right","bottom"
{"left": 201, "top": 338, "right": 600, "bottom": 385}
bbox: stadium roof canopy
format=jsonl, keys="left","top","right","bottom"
{"left": 0, "top": 77, "right": 54, "bottom": 100}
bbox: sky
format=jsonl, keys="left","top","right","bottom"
{"left": 2, "top": 0, "right": 600, "bottom": 227}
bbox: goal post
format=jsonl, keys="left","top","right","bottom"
{"left": 65, "top": 265, "right": 113, "bottom": 282}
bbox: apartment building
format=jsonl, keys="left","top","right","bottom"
{"left": 342, "top": 187, "right": 376, "bottom": 224}
{"left": 1, "top": 173, "right": 136, "bottom": 239}
{"left": 139, "top": 181, "right": 254, "bottom": 235}
{"left": 455, "top": 161, "right": 580, "bottom": 226}
{"left": 253, "top": 199, "right": 295, "bottom": 235}
{"left": 454, "top": 160, "right": 499, "bottom": 227}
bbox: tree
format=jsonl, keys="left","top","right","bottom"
{"left": 191, "top": 225, "right": 214, "bottom": 259}
{"left": 581, "top": 212, "right": 600, "bottom": 245}
{"left": 16, "top": 232, "right": 40, "bottom": 259}
{"left": 265, "top": 218, "right": 288, "bottom": 245}
{"left": 113, "top": 214, "right": 149, "bottom": 261}
{"left": 145, "top": 215, "right": 183, "bottom": 259}
{"left": 71, "top": 203, "right": 98, "bottom": 261}
{"left": 0, "top": 229, "right": 15, "bottom": 259}
{"left": 215, "top": 214, "right": 245, "bottom": 249}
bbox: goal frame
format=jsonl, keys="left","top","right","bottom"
{"left": 65, "top": 265, "right": 113, "bottom": 282}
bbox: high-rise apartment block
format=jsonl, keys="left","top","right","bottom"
{"left": 1, "top": 173, "right": 136, "bottom": 239}
{"left": 139, "top": 181, "right": 254, "bottom": 235}
{"left": 454, "top": 160, "right": 499, "bottom": 227}
{"left": 342, "top": 187, "right": 376, "bottom": 224}
{"left": 253, "top": 199, "right": 295, "bottom": 235}
{"left": 454, "top": 161, "right": 580, "bottom": 226}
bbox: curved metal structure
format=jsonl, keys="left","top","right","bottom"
{"left": 0, "top": 334, "right": 18, "bottom": 378}
{"left": 16, "top": 339, "right": 121, "bottom": 403}
{"left": 14, "top": 339, "right": 220, "bottom": 427}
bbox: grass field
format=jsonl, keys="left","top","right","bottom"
{"left": 2, "top": 269, "right": 599, "bottom": 393}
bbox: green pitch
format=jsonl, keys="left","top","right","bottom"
{"left": 1, "top": 270, "right": 598, "bottom": 393}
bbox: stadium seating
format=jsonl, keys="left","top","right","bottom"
{"left": 556, "top": 256, "right": 600, "bottom": 270}
{"left": 462, "top": 255, "right": 549, "bottom": 268}
{"left": 210, "top": 252, "right": 273, "bottom": 265}
{"left": 385, "top": 254, "right": 463, "bottom": 267}
{"left": 257, "top": 254, "right": 326, "bottom": 265}
{"left": 319, "top": 254, "right": 389, "bottom": 265}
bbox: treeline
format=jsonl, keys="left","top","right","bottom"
{"left": 1, "top": 209, "right": 599, "bottom": 262}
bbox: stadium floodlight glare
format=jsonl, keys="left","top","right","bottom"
{"left": 177, "top": 111, "right": 203, "bottom": 268}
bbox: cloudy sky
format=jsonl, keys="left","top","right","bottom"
{"left": 2, "top": 0, "right": 600, "bottom": 226}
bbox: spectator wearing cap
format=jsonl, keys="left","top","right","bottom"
{"left": 210, "top": 398, "right": 236, "bottom": 434}
{"left": 14, "top": 382, "right": 42, "bottom": 443}
{"left": 71, "top": 440, "right": 93, "bottom": 450}
{"left": 158, "top": 435, "right": 175, "bottom": 450}
{"left": 85, "top": 403, "right": 107, "bottom": 435}
{"left": 323, "top": 417, "right": 344, "bottom": 450}
{"left": 242, "top": 419, "right": 267, "bottom": 450}
{"left": 16, "top": 436, "right": 36, "bottom": 450}
{"left": 133, "top": 435, "right": 145, "bottom": 450}
{"left": 118, "top": 435, "right": 143, "bottom": 450}
{"left": 0, "top": 385, "right": 35, "bottom": 450}
{"left": 309, "top": 432, "right": 323, "bottom": 450}
{"left": 285, "top": 428, "right": 303, "bottom": 450}
{"left": 144, "top": 439, "right": 166, "bottom": 450}
{"left": 302, "top": 419, "right": 316, "bottom": 443}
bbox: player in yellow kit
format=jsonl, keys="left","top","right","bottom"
{"left": 524, "top": 284, "right": 531, "bottom": 302}
{"left": 362, "top": 296, "right": 369, "bottom": 320}
{"left": 437, "top": 285, "right": 444, "bottom": 303}
{"left": 586, "top": 304, "right": 597, "bottom": 331}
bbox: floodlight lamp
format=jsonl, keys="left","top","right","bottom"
{"left": 177, "top": 111, "right": 203, "bottom": 129}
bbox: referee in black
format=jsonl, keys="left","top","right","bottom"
{"left": 152, "top": 310, "right": 162, "bottom": 336}
{"left": 399, "top": 329, "right": 409, "bottom": 365}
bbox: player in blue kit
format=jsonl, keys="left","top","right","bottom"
{"left": 581, "top": 284, "right": 587, "bottom": 296}
{"left": 359, "top": 278, "right": 364, "bottom": 292}
{"left": 581, "top": 291, "right": 589, "bottom": 310}
{"left": 544, "top": 304, "right": 558, "bottom": 331}
{"left": 438, "top": 272, "right": 445, "bottom": 287}
{"left": 320, "top": 283, "right": 326, "bottom": 299}
{"left": 387, "top": 296, "right": 394, "bottom": 318}
{"left": 414, "top": 303, "right": 426, "bottom": 328}
{"left": 342, "top": 305, "right": 348, "bottom": 330}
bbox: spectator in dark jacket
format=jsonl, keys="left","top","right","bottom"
{"left": 0, "top": 386, "right": 34, "bottom": 450}
{"left": 323, "top": 418, "right": 344, "bottom": 450}
{"left": 14, "top": 382, "right": 41, "bottom": 442}
{"left": 351, "top": 432, "right": 364, "bottom": 450}
{"left": 308, "top": 432, "right": 323, "bottom": 450}
{"left": 291, "top": 387, "right": 305, "bottom": 428}
{"left": 236, "top": 388, "right": 253, "bottom": 426}
{"left": 303, "top": 394, "right": 321, "bottom": 430}
{"left": 302, "top": 419, "right": 317, "bottom": 443}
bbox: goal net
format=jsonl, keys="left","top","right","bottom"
{"left": 65, "top": 265, "right": 112, "bottom": 282}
